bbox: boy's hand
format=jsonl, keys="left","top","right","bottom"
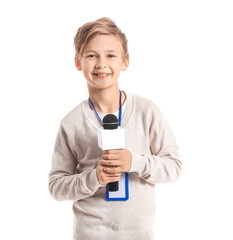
{"left": 101, "top": 149, "right": 132, "bottom": 173}
{"left": 96, "top": 149, "right": 132, "bottom": 186}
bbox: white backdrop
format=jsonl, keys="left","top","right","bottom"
{"left": 0, "top": 0, "right": 232, "bottom": 239}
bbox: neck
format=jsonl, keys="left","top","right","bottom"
{"left": 88, "top": 87, "right": 125, "bottom": 113}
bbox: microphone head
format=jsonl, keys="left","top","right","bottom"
{"left": 103, "top": 114, "right": 119, "bottom": 130}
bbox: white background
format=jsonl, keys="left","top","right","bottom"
{"left": 0, "top": 0, "right": 232, "bottom": 239}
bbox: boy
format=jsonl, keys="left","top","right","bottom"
{"left": 49, "top": 17, "right": 182, "bottom": 240}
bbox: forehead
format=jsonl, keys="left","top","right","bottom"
{"left": 84, "top": 34, "right": 123, "bottom": 53}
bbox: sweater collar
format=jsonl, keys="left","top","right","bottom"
{"left": 82, "top": 91, "right": 134, "bottom": 129}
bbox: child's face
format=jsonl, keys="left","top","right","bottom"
{"left": 75, "top": 34, "right": 129, "bottom": 91}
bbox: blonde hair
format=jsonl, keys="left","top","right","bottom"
{"left": 74, "top": 17, "right": 129, "bottom": 61}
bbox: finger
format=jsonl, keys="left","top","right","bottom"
{"left": 107, "top": 176, "right": 121, "bottom": 182}
{"left": 104, "top": 166, "right": 122, "bottom": 174}
{"left": 102, "top": 153, "right": 120, "bottom": 160}
{"left": 106, "top": 173, "right": 121, "bottom": 177}
{"left": 103, "top": 149, "right": 120, "bottom": 154}
{"left": 100, "top": 159, "right": 120, "bottom": 166}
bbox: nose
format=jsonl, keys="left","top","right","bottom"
{"left": 95, "top": 57, "right": 107, "bottom": 69}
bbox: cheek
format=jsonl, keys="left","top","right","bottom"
{"left": 83, "top": 63, "right": 93, "bottom": 73}
{"left": 111, "top": 62, "right": 122, "bottom": 71}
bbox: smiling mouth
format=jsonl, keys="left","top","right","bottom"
{"left": 93, "top": 73, "right": 111, "bottom": 76}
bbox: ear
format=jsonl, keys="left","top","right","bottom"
{"left": 75, "top": 56, "right": 83, "bottom": 71}
{"left": 121, "top": 56, "right": 129, "bottom": 71}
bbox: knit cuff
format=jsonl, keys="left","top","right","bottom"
{"left": 128, "top": 151, "right": 147, "bottom": 174}
{"left": 88, "top": 168, "right": 105, "bottom": 190}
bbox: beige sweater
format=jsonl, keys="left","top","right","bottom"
{"left": 48, "top": 92, "right": 182, "bottom": 240}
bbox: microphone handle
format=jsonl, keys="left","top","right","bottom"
{"left": 107, "top": 181, "right": 119, "bottom": 192}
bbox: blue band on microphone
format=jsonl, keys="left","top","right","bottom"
{"left": 118, "top": 90, "right": 122, "bottom": 127}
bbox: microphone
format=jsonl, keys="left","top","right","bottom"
{"left": 103, "top": 114, "right": 119, "bottom": 130}
{"left": 103, "top": 114, "right": 119, "bottom": 192}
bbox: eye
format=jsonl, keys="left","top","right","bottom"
{"left": 108, "top": 54, "right": 116, "bottom": 58}
{"left": 87, "top": 54, "right": 96, "bottom": 58}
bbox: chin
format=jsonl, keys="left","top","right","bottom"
{"left": 88, "top": 80, "right": 118, "bottom": 90}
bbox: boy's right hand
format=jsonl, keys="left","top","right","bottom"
{"left": 96, "top": 159, "right": 121, "bottom": 186}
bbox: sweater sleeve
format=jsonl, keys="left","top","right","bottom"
{"left": 128, "top": 106, "right": 182, "bottom": 184}
{"left": 48, "top": 123, "right": 103, "bottom": 201}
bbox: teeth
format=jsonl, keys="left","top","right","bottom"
{"left": 94, "top": 73, "right": 110, "bottom": 76}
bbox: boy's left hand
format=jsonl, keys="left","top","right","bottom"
{"left": 100, "top": 149, "right": 132, "bottom": 174}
